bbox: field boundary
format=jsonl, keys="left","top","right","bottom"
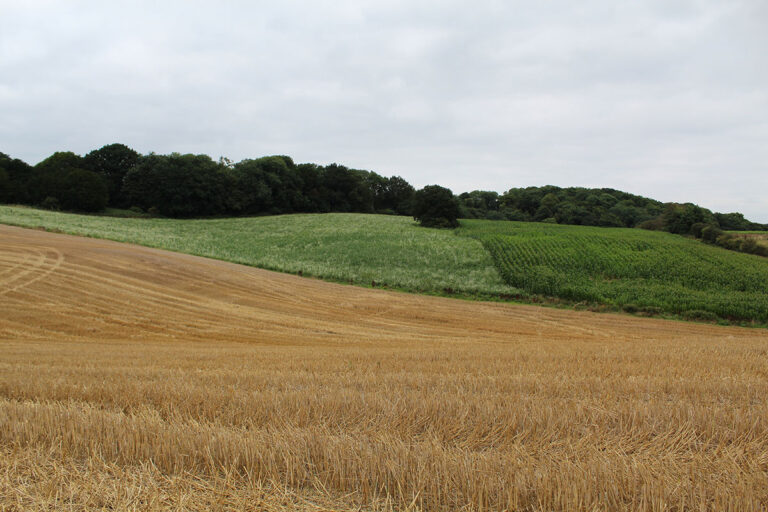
{"left": 1, "top": 205, "right": 766, "bottom": 328}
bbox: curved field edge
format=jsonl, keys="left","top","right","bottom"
{"left": 0, "top": 205, "right": 514, "bottom": 299}
{"left": 2, "top": 205, "right": 766, "bottom": 327}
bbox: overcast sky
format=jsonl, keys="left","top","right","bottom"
{"left": 1, "top": 1, "right": 767, "bottom": 220}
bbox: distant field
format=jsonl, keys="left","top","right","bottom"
{"left": 728, "top": 231, "right": 768, "bottom": 246}
{"left": 0, "top": 206, "right": 512, "bottom": 297}
{"left": 2, "top": 205, "right": 767, "bottom": 324}
{"left": 460, "top": 220, "right": 768, "bottom": 324}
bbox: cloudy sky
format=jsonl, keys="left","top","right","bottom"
{"left": 1, "top": 1, "right": 767, "bottom": 220}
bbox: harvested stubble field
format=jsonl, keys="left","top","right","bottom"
{"left": 1, "top": 224, "right": 768, "bottom": 511}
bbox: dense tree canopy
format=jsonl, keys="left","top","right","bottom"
{"left": 84, "top": 143, "right": 140, "bottom": 207}
{"left": 412, "top": 185, "right": 460, "bottom": 228}
{"left": 58, "top": 169, "right": 109, "bottom": 212}
{"left": 0, "top": 152, "right": 33, "bottom": 204}
{"left": 0, "top": 168, "right": 8, "bottom": 203}
{"left": 660, "top": 203, "right": 716, "bottom": 235}
{"left": 123, "top": 153, "right": 229, "bottom": 217}
{"left": 458, "top": 186, "right": 666, "bottom": 228}
{"left": 1, "top": 145, "right": 765, "bottom": 238}
{"left": 714, "top": 212, "right": 764, "bottom": 231}
{"left": 13, "top": 151, "right": 107, "bottom": 212}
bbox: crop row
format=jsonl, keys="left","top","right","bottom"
{"left": 460, "top": 220, "right": 768, "bottom": 323}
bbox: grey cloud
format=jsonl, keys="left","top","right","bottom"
{"left": 1, "top": 0, "right": 766, "bottom": 220}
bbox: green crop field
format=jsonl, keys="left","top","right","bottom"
{"left": 2, "top": 205, "right": 767, "bottom": 325}
{"left": 459, "top": 219, "right": 768, "bottom": 323}
{"left": 0, "top": 206, "right": 511, "bottom": 297}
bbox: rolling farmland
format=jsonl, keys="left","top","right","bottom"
{"left": 460, "top": 220, "right": 768, "bottom": 323}
{"left": 2, "top": 206, "right": 768, "bottom": 325}
{"left": 0, "top": 206, "right": 512, "bottom": 298}
{"left": 1, "top": 224, "right": 768, "bottom": 510}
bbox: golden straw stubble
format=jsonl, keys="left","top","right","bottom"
{"left": 1, "top": 225, "right": 767, "bottom": 511}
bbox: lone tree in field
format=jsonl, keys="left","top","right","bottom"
{"left": 412, "top": 185, "right": 460, "bottom": 228}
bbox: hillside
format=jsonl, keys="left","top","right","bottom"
{"left": 460, "top": 220, "right": 768, "bottom": 323}
{"left": 1, "top": 205, "right": 767, "bottom": 324}
{"left": 2, "top": 225, "right": 768, "bottom": 510}
{"left": 0, "top": 206, "right": 510, "bottom": 297}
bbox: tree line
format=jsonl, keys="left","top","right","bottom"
{"left": 456, "top": 186, "right": 767, "bottom": 256}
{"left": 1, "top": 144, "right": 765, "bottom": 240}
{"left": 457, "top": 186, "right": 766, "bottom": 231}
{"left": 458, "top": 186, "right": 664, "bottom": 227}
{"left": 0, "top": 144, "right": 415, "bottom": 218}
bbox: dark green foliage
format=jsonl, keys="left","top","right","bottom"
{"left": 0, "top": 168, "right": 8, "bottom": 202}
{"left": 295, "top": 163, "right": 327, "bottom": 212}
{"left": 700, "top": 225, "right": 723, "bottom": 243}
{"left": 465, "top": 186, "right": 665, "bottom": 228}
{"left": 622, "top": 303, "right": 639, "bottom": 314}
{"left": 21, "top": 152, "right": 109, "bottom": 212}
{"left": 228, "top": 159, "right": 376, "bottom": 216}
{"left": 715, "top": 212, "right": 767, "bottom": 231}
{"left": 365, "top": 172, "right": 389, "bottom": 212}
{"left": 693, "top": 224, "right": 768, "bottom": 258}
{"left": 2, "top": 146, "right": 765, "bottom": 235}
{"left": 121, "top": 154, "right": 163, "bottom": 212}
{"left": 646, "top": 204, "right": 767, "bottom": 256}
{"left": 459, "top": 190, "right": 500, "bottom": 213}
{"left": 2, "top": 148, "right": 414, "bottom": 219}
{"left": 373, "top": 176, "right": 415, "bottom": 215}
{"left": 83, "top": 143, "right": 140, "bottom": 207}
{"left": 41, "top": 196, "right": 60, "bottom": 210}
{"left": 34, "top": 151, "right": 84, "bottom": 174}
{"left": 740, "top": 238, "right": 759, "bottom": 254}
{"left": 251, "top": 156, "right": 304, "bottom": 213}
{"left": 388, "top": 176, "right": 416, "bottom": 215}
{"left": 637, "top": 217, "right": 665, "bottom": 231}
{"left": 413, "top": 185, "right": 460, "bottom": 228}
{"left": 229, "top": 157, "right": 288, "bottom": 214}
{"left": 689, "top": 222, "right": 707, "bottom": 238}
{"left": 58, "top": 169, "right": 109, "bottom": 212}
{"left": 322, "top": 164, "right": 374, "bottom": 213}
{"left": 0, "top": 153, "right": 34, "bottom": 203}
{"left": 123, "top": 153, "right": 228, "bottom": 217}
{"left": 661, "top": 203, "right": 716, "bottom": 235}
{"left": 682, "top": 310, "right": 718, "bottom": 322}
{"left": 30, "top": 152, "right": 88, "bottom": 205}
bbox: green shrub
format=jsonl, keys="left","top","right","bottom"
{"left": 689, "top": 222, "right": 707, "bottom": 238}
{"left": 701, "top": 225, "right": 724, "bottom": 243}
{"left": 682, "top": 310, "right": 718, "bottom": 322}
{"left": 622, "top": 304, "right": 639, "bottom": 314}
{"left": 739, "top": 238, "right": 759, "bottom": 254}
{"left": 41, "top": 196, "right": 60, "bottom": 211}
{"left": 641, "top": 306, "right": 664, "bottom": 316}
{"left": 637, "top": 217, "right": 664, "bottom": 231}
{"left": 412, "top": 185, "right": 460, "bottom": 229}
